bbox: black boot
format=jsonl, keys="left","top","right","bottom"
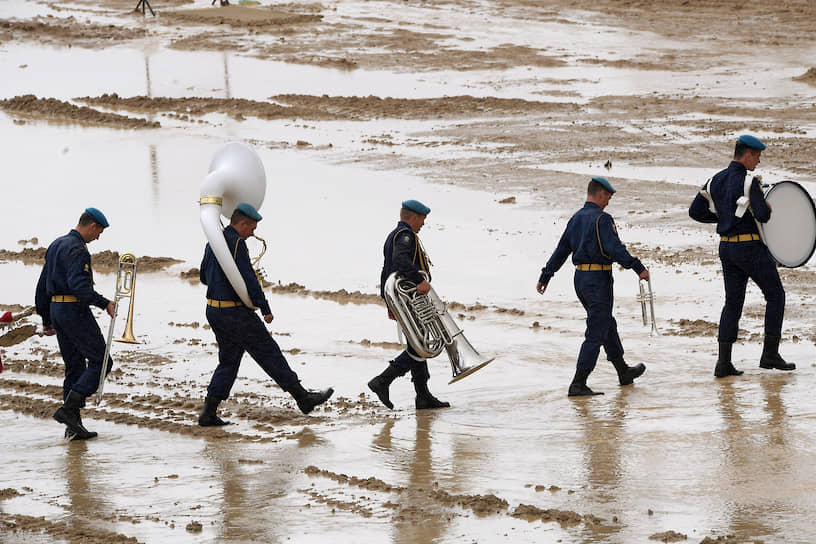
{"left": 54, "top": 390, "right": 97, "bottom": 439}
{"left": 414, "top": 379, "right": 450, "bottom": 410}
{"left": 568, "top": 367, "right": 604, "bottom": 397}
{"left": 198, "top": 396, "right": 230, "bottom": 427}
{"left": 64, "top": 414, "right": 98, "bottom": 440}
{"left": 289, "top": 382, "right": 334, "bottom": 415}
{"left": 759, "top": 335, "right": 796, "bottom": 371}
{"left": 714, "top": 342, "right": 743, "bottom": 378}
{"left": 611, "top": 358, "right": 646, "bottom": 386}
{"left": 367, "top": 364, "right": 403, "bottom": 409}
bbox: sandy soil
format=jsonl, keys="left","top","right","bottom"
{"left": 1, "top": 0, "right": 815, "bottom": 543}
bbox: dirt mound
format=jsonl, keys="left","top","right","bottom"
{"left": 0, "top": 95, "right": 160, "bottom": 129}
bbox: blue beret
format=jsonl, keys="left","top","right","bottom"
{"left": 236, "top": 202, "right": 262, "bottom": 221}
{"left": 738, "top": 134, "right": 766, "bottom": 150}
{"left": 591, "top": 176, "right": 616, "bottom": 194}
{"left": 84, "top": 207, "right": 109, "bottom": 228}
{"left": 402, "top": 199, "right": 430, "bottom": 215}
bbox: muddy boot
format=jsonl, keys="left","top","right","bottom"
{"left": 414, "top": 379, "right": 450, "bottom": 410}
{"left": 568, "top": 367, "right": 604, "bottom": 397}
{"left": 289, "top": 382, "right": 334, "bottom": 415}
{"left": 367, "top": 364, "right": 403, "bottom": 409}
{"left": 611, "top": 358, "right": 646, "bottom": 386}
{"left": 54, "top": 390, "right": 96, "bottom": 439}
{"left": 64, "top": 414, "right": 98, "bottom": 440}
{"left": 759, "top": 335, "right": 796, "bottom": 371}
{"left": 714, "top": 342, "right": 743, "bottom": 378}
{"left": 198, "top": 396, "right": 230, "bottom": 427}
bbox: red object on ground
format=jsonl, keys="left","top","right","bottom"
{"left": 0, "top": 311, "right": 12, "bottom": 323}
{"left": 0, "top": 353, "right": 3, "bottom": 373}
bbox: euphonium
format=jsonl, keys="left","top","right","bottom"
{"left": 384, "top": 272, "right": 495, "bottom": 384}
{"left": 95, "top": 253, "right": 137, "bottom": 405}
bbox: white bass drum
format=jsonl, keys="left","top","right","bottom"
{"left": 757, "top": 180, "right": 816, "bottom": 268}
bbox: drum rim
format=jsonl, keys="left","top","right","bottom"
{"left": 762, "top": 180, "right": 816, "bottom": 268}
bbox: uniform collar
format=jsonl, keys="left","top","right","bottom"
{"left": 397, "top": 220, "right": 413, "bottom": 231}
{"left": 583, "top": 201, "right": 601, "bottom": 210}
{"left": 729, "top": 160, "right": 747, "bottom": 173}
{"left": 69, "top": 229, "right": 86, "bottom": 243}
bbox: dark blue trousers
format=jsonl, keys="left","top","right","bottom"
{"left": 51, "top": 303, "right": 113, "bottom": 401}
{"left": 718, "top": 241, "right": 785, "bottom": 343}
{"left": 574, "top": 271, "right": 624, "bottom": 371}
{"left": 205, "top": 306, "right": 299, "bottom": 400}
{"left": 391, "top": 343, "right": 431, "bottom": 383}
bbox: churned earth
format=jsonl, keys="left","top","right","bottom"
{"left": 1, "top": 0, "right": 815, "bottom": 543}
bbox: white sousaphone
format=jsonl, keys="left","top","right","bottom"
{"left": 755, "top": 180, "right": 816, "bottom": 268}
{"left": 199, "top": 141, "right": 267, "bottom": 308}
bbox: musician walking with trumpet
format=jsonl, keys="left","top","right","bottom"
{"left": 198, "top": 203, "right": 333, "bottom": 425}
{"left": 536, "top": 177, "right": 649, "bottom": 397}
{"left": 368, "top": 200, "right": 451, "bottom": 410}
{"left": 689, "top": 134, "right": 795, "bottom": 377}
{"left": 34, "top": 208, "right": 115, "bottom": 440}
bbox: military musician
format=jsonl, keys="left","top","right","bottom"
{"left": 198, "top": 203, "right": 333, "bottom": 425}
{"left": 689, "top": 134, "right": 795, "bottom": 377}
{"left": 536, "top": 177, "right": 649, "bottom": 397}
{"left": 35, "top": 207, "right": 114, "bottom": 440}
{"left": 368, "top": 199, "right": 450, "bottom": 410}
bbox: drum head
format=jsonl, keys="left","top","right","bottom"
{"left": 759, "top": 181, "right": 816, "bottom": 267}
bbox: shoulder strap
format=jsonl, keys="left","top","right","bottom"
{"left": 734, "top": 174, "right": 753, "bottom": 218}
{"left": 595, "top": 214, "right": 611, "bottom": 260}
{"left": 700, "top": 177, "right": 718, "bottom": 215}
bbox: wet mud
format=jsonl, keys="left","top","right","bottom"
{"left": 2, "top": 0, "right": 816, "bottom": 543}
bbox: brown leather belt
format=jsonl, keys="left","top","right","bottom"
{"left": 576, "top": 264, "right": 612, "bottom": 271}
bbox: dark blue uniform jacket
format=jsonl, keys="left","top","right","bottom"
{"left": 380, "top": 221, "right": 431, "bottom": 298}
{"left": 200, "top": 225, "right": 272, "bottom": 316}
{"left": 539, "top": 202, "right": 644, "bottom": 284}
{"left": 689, "top": 161, "right": 771, "bottom": 235}
{"left": 35, "top": 229, "right": 110, "bottom": 327}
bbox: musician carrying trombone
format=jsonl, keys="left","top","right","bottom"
{"left": 34, "top": 207, "right": 115, "bottom": 440}
{"left": 368, "top": 199, "right": 450, "bottom": 411}
{"left": 536, "top": 177, "right": 649, "bottom": 397}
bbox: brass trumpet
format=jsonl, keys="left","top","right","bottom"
{"left": 95, "top": 253, "right": 138, "bottom": 405}
{"left": 636, "top": 277, "right": 660, "bottom": 337}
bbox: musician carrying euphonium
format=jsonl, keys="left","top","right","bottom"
{"left": 368, "top": 199, "right": 450, "bottom": 411}
{"left": 35, "top": 207, "right": 115, "bottom": 440}
{"left": 689, "top": 134, "right": 795, "bottom": 377}
{"left": 536, "top": 177, "right": 649, "bottom": 397}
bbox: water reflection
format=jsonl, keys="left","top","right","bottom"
{"left": 571, "top": 394, "right": 626, "bottom": 504}
{"left": 714, "top": 378, "right": 793, "bottom": 541}
{"left": 373, "top": 413, "right": 447, "bottom": 543}
{"left": 62, "top": 440, "right": 110, "bottom": 532}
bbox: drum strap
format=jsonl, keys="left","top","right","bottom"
{"left": 699, "top": 178, "right": 717, "bottom": 216}
{"left": 734, "top": 174, "right": 754, "bottom": 218}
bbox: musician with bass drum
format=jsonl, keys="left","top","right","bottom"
{"left": 689, "top": 134, "right": 797, "bottom": 378}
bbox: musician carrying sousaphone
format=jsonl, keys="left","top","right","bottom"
{"left": 34, "top": 207, "right": 115, "bottom": 440}
{"left": 690, "top": 134, "right": 796, "bottom": 377}
{"left": 368, "top": 199, "right": 451, "bottom": 410}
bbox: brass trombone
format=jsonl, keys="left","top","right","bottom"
{"left": 95, "top": 253, "right": 138, "bottom": 405}
{"left": 636, "top": 277, "right": 660, "bottom": 337}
